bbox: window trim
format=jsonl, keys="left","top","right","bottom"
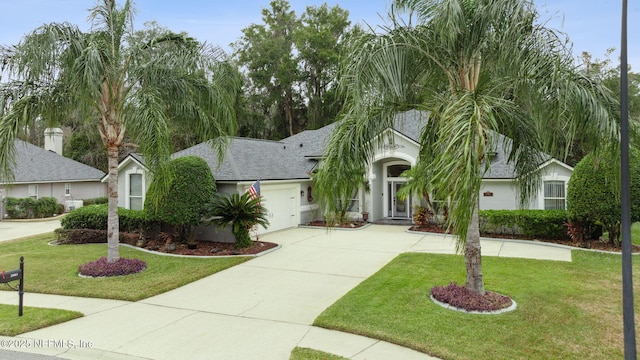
{"left": 28, "top": 184, "right": 38, "bottom": 199}
{"left": 125, "top": 168, "right": 145, "bottom": 210}
{"left": 543, "top": 180, "right": 566, "bottom": 210}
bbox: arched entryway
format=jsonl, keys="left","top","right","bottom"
{"left": 384, "top": 161, "right": 412, "bottom": 219}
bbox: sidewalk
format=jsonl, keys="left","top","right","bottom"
{"left": 0, "top": 225, "right": 571, "bottom": 359}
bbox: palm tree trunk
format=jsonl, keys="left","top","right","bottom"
{"left": 106, "top": 145, "right": 120, "bottom": 263}
{"left": 465, "top": 200, "right": 485, "bottom": 295}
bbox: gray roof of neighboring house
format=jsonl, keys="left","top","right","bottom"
{"left": 6, "top": 140, "right": 106, "bottom": 183}
{"left": 167, "top": 109, "right": 555, "bottom": 182}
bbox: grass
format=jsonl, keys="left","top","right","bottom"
{"left": 0, "top": 234, "right": 250, "bottom": 301}
{"left": 314, "top": 251, "right": 640, "bottom": 360}
{"left": 289, "top": 347, "right": 349, "bottom": 360}
{"left": 632, "top": 222, "right": 640, "bottom": 245}
{"left": 0, "top": 305, "right": 82, "bottom": 336}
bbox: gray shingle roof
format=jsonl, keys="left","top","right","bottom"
{"left": 7, "top": 140, "right": 105, "bottom": 183}
{"left": 166, "top": 109, "right": 554, "bottom": 182}
{"left": 173, "top": 137, "right": 316, "bottom": 181}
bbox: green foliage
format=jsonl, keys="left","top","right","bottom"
{"left": 479, "top": 210, "right": 569, "bottom": 240}
{"left": 0, "top": 0, "right": 240, "bottom": 262}
{"left": 61, "top": 204, "right": 151, "bottom": 233}
{"left": 412, "top": 205, "right": 433, "bottom": 226}
{"left": 35, "top": 197, "right": 59, "bottom": 217}
{"left": 233, "top": 0, "right": 351, "bottom": 138}
{"left": 567, "top": 151, "right": 640, "bottom": 245}
{"left": 144, "top": 156, "right": 216, "bottom": 241}
{"left": 4, "top": 197, "right": 60, "bottom": 219}
{"left": 82, "top": 197, "right": 108, "bottom": 205}
{"left": 203, "top": 192, "right": 269, "bottom": 248}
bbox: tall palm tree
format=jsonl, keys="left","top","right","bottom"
{"left": 0, "top": 0, "right": 239, "bottom": 262}
{"left": 314, "top": 0, "right": 618, "bottom": 294}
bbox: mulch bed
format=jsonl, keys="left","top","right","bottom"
{"left": 305, "top": 220, "right": 367, "bottom": 229}
{"left": 139, "top": 238, "right": 278, "bottom": 256}
{"left": 409, "top": 224, "right": 640, "bottom": 253}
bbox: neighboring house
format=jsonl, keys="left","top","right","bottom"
{"left": 1, "top": 131, "right": 107, "bottom": 213}
{"left": 113, "top": 110, "right": 573, "bottom": 234}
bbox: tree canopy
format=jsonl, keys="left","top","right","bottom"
{"left": 313, "top": 0, "right": 618, "bottom": 294}
{"left": 0, "top": 0, "right": 240, "bottom": 262}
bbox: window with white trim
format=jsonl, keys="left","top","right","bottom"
{"left": 129, "top": 173, "right": 143, "bottom": 210}
{"left": 28, "top": 184, "right": 38, "bottom": 199}
{"left": 544, "top": 181, "right": 565, "bottom": 210}
{"left": 65, "top": 183, "right": 71, "bottom": 197}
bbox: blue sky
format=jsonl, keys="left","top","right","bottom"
{"left": 0, "top": 0, "right": 638, "bottom": 70}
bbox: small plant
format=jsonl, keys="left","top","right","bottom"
{"left": 78, "top": 257, "right": 147, "bottom": 277}
{"left": 412, "top": 205, "right": 433, "bottom": 226}
{"left": 431, "top": 283, "right": 512, "bottom": 312}
{"left": 203, "top": 192, "right": 269, "bottom": 248}
{"left": 564, "top": 221, "right": 584, "bottom": 245}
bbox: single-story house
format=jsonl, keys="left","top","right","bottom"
{"left": 113, "top": 110, "right": 573, "bottom": 234}
{"left": 1, "top": 129, "right": 107, "bottom": 213}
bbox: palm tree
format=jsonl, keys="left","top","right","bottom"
{"left": 203, "top": 192, "right": 269, "bottom": 248}
{"left": 314, "top": 0, "right": 618, "bottom": 294}
{"left": 0, "top": 0, "right": 239, "bottom": 262}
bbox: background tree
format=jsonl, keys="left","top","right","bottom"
{"left": 0, "top": 0, "right": 239, "bottom": 262}
{"left": 203, "top": 192, "right": 269, "bottom": 248}
{"left": 144, "top": 156, "right": 216, "bottom": 243}
{"left": 233, "top": 0, "right": 352, "bottom": 139}
{"left": 295, "top": 4, "right": 350, "bottom": 130}
{"left": 234, "top": 0, "right": 300, "bottom": 139}
{"left": 314, "top": 0, "right": 618, "bottom": 295}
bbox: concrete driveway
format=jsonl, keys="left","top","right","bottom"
{"left": 0, "top": 224, "right": 571, "bottom": 359}
{"left": 0, "top": 218, "right": 62, "bottom": 242}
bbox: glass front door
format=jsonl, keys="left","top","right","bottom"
{"left": 387, "top": 181, "right": 410, "bottom": 218}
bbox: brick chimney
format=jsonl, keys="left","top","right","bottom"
{"left": 44, "top": 128, "right": 64, "bottom": 156}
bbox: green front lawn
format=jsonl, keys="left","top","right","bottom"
{"left": 289, "top": 347, "right": 348, "bottom": 360}
{"left": 0, "top": 305, "right": 82, "bottom": 336}
{"left": 314, "top": 251, "right": 640, "bottom": 360}
{"left": 0, "top": 234, "right": 249, "bottom": 301}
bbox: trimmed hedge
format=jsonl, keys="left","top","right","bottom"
{"left": 5, "top": 197, "right": 61, "bottom": 219}
{"left": 82, "top": 197, "right": 108, "bottom": 206}
{"left": 479, "top": 209, "right": 569, "bottom": 240}
{"left": 55, "top": 228, "right": 140, "bottom": 245}
{"left": 60, "top": 204, "right": 152, "bottom": 232}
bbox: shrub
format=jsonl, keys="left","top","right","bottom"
{"left": 203, "top": 192, "right": 269, "bottom": 248}
{"left": 479, "top": 209, "right": 568, "bottom": 239}
{"left": 145, "top": 156, "right": 216, "bottom": 242}
{"left": 55, "top": 228, "right": 140, "bottom": 245}
{"left": 78, "top": 257, "right": 147, "bottom": 277}
{"left": 61, "top": 204, "right": 152, "bottom": 232}
{"left": 413, "top": 205, "right": 433, "bottom": 226}
{"left": 5, "top": 197, "right": 60, "bottom": 218}
{"left": 82, "top": 197, "right": 108, "bottom": 206}
{"left": 567, "top": 151, "right": 640, "bottom": 245}
{"left": 35, "top": 197, "right": 59, "bottom": 217}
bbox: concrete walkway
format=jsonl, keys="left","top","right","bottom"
{"left": 0, "top": 225, "right": 571, "bottom": 360}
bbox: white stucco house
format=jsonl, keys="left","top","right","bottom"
{"left": 1, "top": 129, "right": 107, "bottom": 214}
{"left": 112, "top": 110, "right": 573, "bottom": 234}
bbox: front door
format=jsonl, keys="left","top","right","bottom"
{"left": 387, "top": 181, "right": 411, "bottom": 218}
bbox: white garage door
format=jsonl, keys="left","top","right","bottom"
{"left": 260, "top": 185, "right": 299, "bottom": 233}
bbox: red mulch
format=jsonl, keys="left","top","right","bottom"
{"left": 140, "top": 238, "right": 278, "bottom": 256}
{"left": 409, "top": 225, "right": 640, "bottom": 253}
